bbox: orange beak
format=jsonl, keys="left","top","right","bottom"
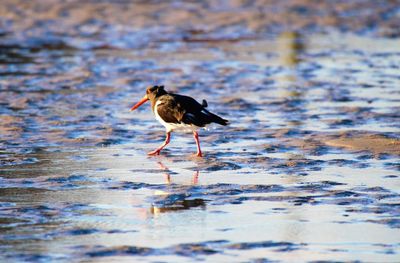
{"left": 130, "top": 95, "right": 149, "bottom": 111}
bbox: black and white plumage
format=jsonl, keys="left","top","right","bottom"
{"left": 130, "top": 85, "right": 228, "bottom": 157}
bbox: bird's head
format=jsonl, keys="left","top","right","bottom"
{"left": 130, "top": 85, "right": 167, "bottom": 111}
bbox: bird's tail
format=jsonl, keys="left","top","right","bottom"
{"left": 202, "top": 108, "right": 229, "bottom": 126}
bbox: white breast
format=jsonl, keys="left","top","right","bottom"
{"left": 154, "top": 100, "right": 200, "bottom": 133}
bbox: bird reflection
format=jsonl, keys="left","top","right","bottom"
{"left": 150, "top": 162, "right": 204, "bottom": 216}
{"left": 150, "top": 198, "right": 205, "bottom": 215}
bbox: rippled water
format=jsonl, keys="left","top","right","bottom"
{"left": 1, "top": 1, "right": 400, "bottom": 262}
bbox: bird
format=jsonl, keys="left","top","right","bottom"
{"left": 130, "top": 85, "right": 228, "bottom": 157}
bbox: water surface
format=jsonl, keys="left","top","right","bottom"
{"left": 1, "top": 1, "right": 400, "bottom": 262}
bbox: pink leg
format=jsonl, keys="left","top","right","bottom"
{"left": 148, "top": 132, "right": 171, "bottom": 156}
{"left": 193, "top": 131, "right": 202, "bottom": 157}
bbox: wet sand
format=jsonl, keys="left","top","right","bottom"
{"left": 1, "top": 1, "right": 400, "bottom": 262}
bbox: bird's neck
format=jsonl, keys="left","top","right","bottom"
{"left": 150, "top": 92, "right": 168, "bottom": 111}
{"left": 150, "top": 97, "right": 161, "bottom": 112}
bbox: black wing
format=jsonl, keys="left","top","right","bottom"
{"left": 156, "top": 93, "right": 228, "bottom": 127}
{"left": 155, "top": 95, "right": 183, "bottom": 124}
{"left": 174, "top": 94, "right": 228, "bottom": 127}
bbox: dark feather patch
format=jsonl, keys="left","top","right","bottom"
{"left": 156, "top": 101, "right": 181, "bottom": 124}
{"left": 155, "top": 93, "right": 228, "bottom": 127}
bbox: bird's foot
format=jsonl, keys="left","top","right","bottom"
{"left": 193, "top": 152, "right": 203, "bottom": 158}
{"left": 147, "top": 149, "right": 161, "bottom": 156}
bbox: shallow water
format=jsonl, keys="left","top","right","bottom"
{"left": 1, "top": 1, "right": 400, "bottom": 262}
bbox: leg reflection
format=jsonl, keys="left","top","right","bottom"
{"left": 157, "top": 161, "right": 199, "bottom": 185}
{"left": 150, "top": 162, "right": 204, "bottom": 216}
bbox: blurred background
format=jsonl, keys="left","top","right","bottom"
{"left": 1, "top": 0, "right": 399, "bottom": 156}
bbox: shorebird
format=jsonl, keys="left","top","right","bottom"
{"left": 130, "top": 85, "right": 228, "bottom": 157}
